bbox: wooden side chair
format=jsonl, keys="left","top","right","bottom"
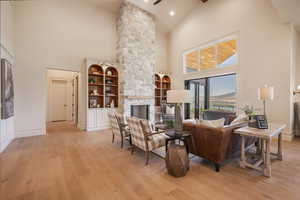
{"left": 115, "top": 112, "right": 131, "bottom": 145}
{"left": 108, "top": 112, "right": 130, "bottom": 148}
{"left": 127, "top": 117, "right": 168, "bottom": 165}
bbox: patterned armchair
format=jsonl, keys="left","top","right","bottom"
{"left": 127, "top": 117, "right": 168, "bottom": 165}
{"left": 108, "top": 112, "right": 130, "bottom": 148}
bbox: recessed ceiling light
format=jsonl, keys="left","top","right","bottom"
{"left": 169, "top": 10, "right": 175, "bottom": 16}
{"left": 144, "top": 0, "right": 149, "bottom": 3}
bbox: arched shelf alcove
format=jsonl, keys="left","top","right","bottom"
{"left": 88, "top": 65, "right": 104, "bottom": 108}
{"left": 105, "top": 67, "right": 119, "bottom": 108}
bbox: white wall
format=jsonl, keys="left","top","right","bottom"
{"left": 169, "top": 0, "right": 294, "bottom": 140}
{"left": 13, "top": 0, "right": 169, "bottom": 137}
{"left": 0, "top": 1, "right": 15, "bottom": 152}
{"left": 295, "top": 31, "right": 300, "bottom": 100}
{"left": 14, "top": 0, "right": 118, "bottom": 137}
{"left": 156, "top": 31, "right": 169, "bottom": 73}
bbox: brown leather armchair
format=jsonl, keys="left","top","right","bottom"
{"left": 183, "top": 122, "right": 255, "bottom": 172}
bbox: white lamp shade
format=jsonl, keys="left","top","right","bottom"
{"left": 258, "top": 86, "right": 274, "bottom": 100}
{"left": 297, "top": 85, "right": 300, "bottom": 90}
{"left": 167, "top": 90, "right": 191, "bottom": 103}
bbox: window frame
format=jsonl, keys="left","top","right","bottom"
{"left": 182, "top": 34, "right": 239, "bottom": 74}
{"left": 184, "top": 73, "right": 237, "bottom": 120}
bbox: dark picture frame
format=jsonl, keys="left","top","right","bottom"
{"left": 1, "top": 59, "right": 14, "bottom": 119}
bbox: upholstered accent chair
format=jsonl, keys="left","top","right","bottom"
{"left": 127, "top": 117, "right": 168, "bottom": 165}
{"left": 115, "top": 112, "right": 131, "bottom": 145}
{"left": 108, "top": 112, "right": 130, "bottom": 148}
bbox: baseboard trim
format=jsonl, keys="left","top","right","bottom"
{"left": 87, "top": 126, "right": 110, "bottom": 132}
{"left": 282, "top": 134, "right": 294, "bottom": 142}
{"left": 15, "top": 128, "right": 46, "bottom": 138}
{"left": 0, "top": 137, "right": 13, "bottom": 153}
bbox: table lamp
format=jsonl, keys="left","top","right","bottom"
{"left": 258, "top": 85, "right": 274, "bottom": 116}
{"left": 167, "top": 90, "right": 191, "bottom": 131}
{"left": 293, "top": 85, "right": 300, "bottom": 95}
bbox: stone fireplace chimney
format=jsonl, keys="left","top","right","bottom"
{"left": 117, "top": 1, "right": 156, "bottom": 121}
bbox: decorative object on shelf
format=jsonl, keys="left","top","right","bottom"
{"left": 258, "top": 85, "right": 274, "bottom": 116}
{"left": 92, "top": 71, "right": 102, "bottom": 75}
{"left": 293, "top": 85, "right": 300, "bottom": 95}
{"left": 97, "top": 104, "right": 101, "bottom": 108}
{"left": 89, "top": 78, "right": 96, "bottom": 84}
{"left": 167, "top": 90, "right": 191, "bottom": 131}
{"left": 93, "top": 89, "right": 99, "bottom": 96}
{"left": 106, "top": 80, "right": 113, "bottom": 84}
{"left": 107, "top": 70, "right": 112, "bottom": 76}
{"left": 1, "top": 59, "right": 14, "bottom": 119}
{"left": 110, "top": 100, "right": 115, "bottom": 108}
{"left": 90, "top": 99, "right": 97, "bottom": 108}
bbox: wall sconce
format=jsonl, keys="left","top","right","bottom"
{"left": 293, "top": 85, "right": 300, "bottom": 95}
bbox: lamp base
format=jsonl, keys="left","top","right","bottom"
{"left": 174, "top": 103, "right": 183, "bottom": 131}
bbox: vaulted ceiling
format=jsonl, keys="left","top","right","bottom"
{"left": 86, "top": 0, "right": 204, "bottom": 33}
{"left": 271, "top": 0, "right": 300, "bottom": 31}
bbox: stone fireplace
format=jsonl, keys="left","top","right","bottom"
{"left": 117, "top": 1, "right": 155, "bottom": 121}
{"left": 131, "top": 105, "right": 150, "bottom": 120}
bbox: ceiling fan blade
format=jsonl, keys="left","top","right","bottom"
{"left": 153, "top": 0, "right": 162, "bottom": 5}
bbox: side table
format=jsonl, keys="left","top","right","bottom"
{"left": 165, "top": 130, "right": 192, "bottom": 154}
{"left": 234, "top": 123, "right": 286, "bottom": 177}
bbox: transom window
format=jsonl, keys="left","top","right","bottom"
{"left": 183, "top": 35, "right": 238, "bottom": 73}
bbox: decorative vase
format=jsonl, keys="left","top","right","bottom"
{"left": 110, "top": 100, "right": 115, "bottom": 108}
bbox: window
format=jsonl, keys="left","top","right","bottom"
{"left": 209, "top": 75, "right": 237, "bottom": 112}
{"left": 183, "top": 36, "right": 238, "bottom": 73}
{"left": 185, "top": 74, "right": 237, "bottom": 119}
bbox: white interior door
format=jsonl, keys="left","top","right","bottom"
{"left": 52, "top": 80, "right": 68, "bottom": 121}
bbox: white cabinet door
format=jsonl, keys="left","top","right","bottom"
{"left": 103, "top": 109, "right": 110, "bottom": 128}
{"left": 88, "top": 110, "right": 96, "bottom": 129}
{"left": 96, "top": 109, "right": 103, "bottom": 128}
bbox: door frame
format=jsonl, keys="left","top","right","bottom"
{"left": 48, "top": 78, "right": 70, "bottom": 122}
{"left": 46, "top": 68, "right": 82, "bottom": 132}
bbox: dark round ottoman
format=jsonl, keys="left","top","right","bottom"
{"left": 165, "top": 144, "right": 189, "bottom": 177}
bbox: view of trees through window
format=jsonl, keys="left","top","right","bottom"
{"left": 184, "top": 37, "right": 238, "bottom": 73}
{"left": 185, "top": 74, "right": 237, "bottom": 119}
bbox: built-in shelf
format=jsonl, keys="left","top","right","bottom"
{"left": 89, "top": 74, "right": 104, "bottom": 77}
{"left": 88, "top": 64, "right": 119, "bottom": 109}
{"left": 155, "top": 74, "right": 171, "bottom": 106}
{"left": 105, "top": 67, "right": 119, "bottom": 108}
{"left": 88, "top": 65, "right": 104, "bottom": 108}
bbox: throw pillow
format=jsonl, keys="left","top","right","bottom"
{"left": 230, "top": 113, "right": 248, "bottom": 125}
{"left": 166, "top": 106, "right": 175, "bottom": 115}
{"left": 183, "top": 119, "right": 197, "bottom": 124}
{"left": 199, "top": 118, "right": 225, "bottom": 128}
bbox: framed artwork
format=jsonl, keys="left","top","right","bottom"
{"left": 1, "top": 59, "right": 14, "bottom": 119}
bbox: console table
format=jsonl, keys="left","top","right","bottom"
{"left": 234, "top": 123, "right": 286, "bottom": 177}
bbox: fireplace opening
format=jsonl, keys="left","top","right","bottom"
{"left": 131, "top": 105, "right": 150, "bottom": 120}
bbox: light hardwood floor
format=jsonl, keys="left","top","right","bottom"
{"left": 1, "top": 122, "right": 300, "bottom": 200}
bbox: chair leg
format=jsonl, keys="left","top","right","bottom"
{"left": 131, "top": 145, "right": 135, "bottom": 155}
{"left": 145, "top": 151, "right": 150, "bottom": 165}
{"left": 215, "top": 163, "right": 220, "bottom": 172}
{"left": 129, "top": 135, "right": 132, "bottom": 146}
{"left": 121, "top": 135, "right": 124, "bottom": 148}
{"left": 112, "top": 134, "right": 115, "bottom": 143}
